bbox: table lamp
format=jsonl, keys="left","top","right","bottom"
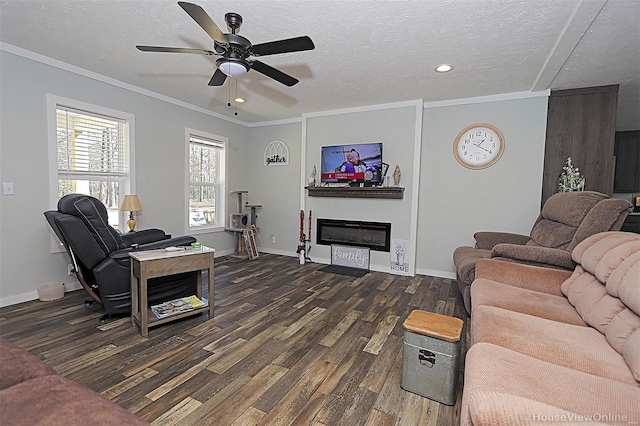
{"left": 120, "top": 195, "right": 142, "bottom": 232}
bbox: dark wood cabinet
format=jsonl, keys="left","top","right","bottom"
{"left": 542, "top": 85, "right": 619, "bottom": 206}
{"left": 613, "top": 130, "right": 640, "bottom": 192}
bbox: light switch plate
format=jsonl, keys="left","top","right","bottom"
{"left": 3, "top": 182, "right": 14, "bottom": 195}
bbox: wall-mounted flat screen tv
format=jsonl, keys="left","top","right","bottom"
{"left": 320, "top": 142, "right": 383, "bottom": 184}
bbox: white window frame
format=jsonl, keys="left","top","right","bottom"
{"left": 47, "top": 94, "right": 136, "bottom": 252}
{"left": 185, "top": 128, "right": 227, "bottom": 234}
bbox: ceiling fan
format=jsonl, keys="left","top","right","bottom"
{"left": 136, "top": 1, "right": 315, "bottom": 87}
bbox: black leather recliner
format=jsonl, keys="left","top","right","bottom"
{"left": 44, "top": 194, "right": 198, "bottom": 317}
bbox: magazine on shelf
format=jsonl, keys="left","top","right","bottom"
{"left": 150, "top": 295, "right": 206, "bottom": 319}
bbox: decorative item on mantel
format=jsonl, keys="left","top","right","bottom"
{"left": 558, "top": 157, "right": 585, "bottom": 193}
{"left": 308, "top": 165, "right": 317, "bottom": 187}
{"left": 393, "top": 165, "right": 402, "bottom": 187}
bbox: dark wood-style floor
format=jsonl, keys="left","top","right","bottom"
{"left": 0, "top": 253, "right": 469, "bottom": 425}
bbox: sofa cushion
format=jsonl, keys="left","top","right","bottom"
{"left": 624, "top": 329, "right": 640, "bottom": 382}
{"left": 575, "top": 232, "right": 640, "bottom": 281}
{"left": 540, "top": 191, "right": 607, "bottom": 228}
{"left": 561, "top": 266, "right": 627, "bottom": 334}
{"left": 562, "top": 232, "right": 640, "bottom": 382}
{"left": 471, "top": 278, "right": 586, "bottom": 326}
{"left": 453, "top": 246, "right": 491, "bottom": 285}
{"left": 58, "top": 194, "right": 126, "bottom": 255}
{"left": 617, "top": 255, "right": 640, "bottom": 315}
{"left": 568, "top": 199, "right": 634, "bottom": 252}
{"left": 461, "top": 343, "right": 640, "bottom": 426}
{"left": 527, "top": 192, "right": 608, "bottom": 250}
{"left": 607, "top": 250, "right": 640, "bottom": 300}
{"left": 529, "top": 219, "right": 576, "bottom": 249}
{"left": 527, "top": 219, "right": 577, "bottom": 250}
{"left": 0, "top": 338, "right": 56, "bottom": 390}
{"left": 467, "top": 392, "right": 608, "bottom": 426}
{"left": 0, "top": 375, "right": 149, "bottom": 425}
{"left": 471, "top": 306, "right": 638, "bottom": 385}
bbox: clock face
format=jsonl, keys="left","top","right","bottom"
{"left": 453, "top": 123, "right": 505, "bottom": 169}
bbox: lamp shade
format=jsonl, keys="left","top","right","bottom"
{"left": 120, "top": 195, "right": 142, "bottom": 212}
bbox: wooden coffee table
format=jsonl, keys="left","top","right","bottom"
{"left": 130, "top": 246, "right": 214, "bottom": 336}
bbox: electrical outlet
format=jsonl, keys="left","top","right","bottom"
{"left": 67, "top": 264, "right": 74, "bottom": 276}
{"left": 270, "top": 234, "right": 276, "bottom": 244}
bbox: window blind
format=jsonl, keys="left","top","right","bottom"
{"left": 56, "top": 106, "right": 128, "bottom": 177}
{"left": 189, "top": 136, "right": 225, "bottom": 149}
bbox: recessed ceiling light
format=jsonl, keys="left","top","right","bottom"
{"left": 435, "top": 64, "right": 453, "bottom": 73}
{"left": 234, "top": 97, "right": 246, "bottom": 103}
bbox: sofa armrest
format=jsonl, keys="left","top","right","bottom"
{"left": 122, "top": 228, "right": 170, "bottom": 246}
{"left": 474, "top": 232, "right": 530, "bottom": 250}
{"left": 467, "top": 391, "right": 607, "bottom": 426}
{"left": 475, "top": 259, "right": 572, "bottom": 296}
{"left": 491, "top": 243, "right": 576, "bottom": 270}
{"left": 0, "top": 338, "right": 57, "bottom": 390}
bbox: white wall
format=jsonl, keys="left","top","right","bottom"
{"left": 0, "top": 50, "right": 244, "bottom": 305}
{"left": 0, "top": 46, "right": 551, "bottom": 306}
{"left": 245, "top": 121, "right": 303, "bottom": 256}
{"left": 303, "top": 104, "right": 420, "bottom": 271}
{"left": 417, "top": 96, "right": 549, "bottom": 277}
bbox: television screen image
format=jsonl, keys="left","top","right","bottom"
{"left": 321, "top": 142, "right": 383, "bottom": 183}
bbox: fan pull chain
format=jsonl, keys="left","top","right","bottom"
{"left": 234, "top": 79, "right": 238, "bottom": 116}
{"left": 227, "top": 82, "right": 231, "bottom": 107}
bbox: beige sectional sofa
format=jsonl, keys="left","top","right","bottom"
{"left": 461, "top": 231, "right": 640, "bottom": 425}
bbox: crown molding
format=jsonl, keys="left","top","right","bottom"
{"left": 423, "top": 90, "right": 550, "bottom": 109}
{"left": 303, "top": 99, "right": 423, "bottom": 119}
{"left": 0, "top": 42, "right": 246, "bottom": 126}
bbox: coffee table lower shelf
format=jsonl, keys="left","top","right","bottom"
{"left": 132, "top": 299, "right": 210, "bottom": 332}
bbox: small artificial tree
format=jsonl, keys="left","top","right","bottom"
{"left": 558, "top": 157, "right": 585, "bottom": 192}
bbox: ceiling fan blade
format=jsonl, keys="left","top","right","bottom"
{"left": 208, "top": 69, "right": 227, "bottom": 86}
{"left": 251, "top": 36, "right": 315, "bottom": 56}
{"left": 178, "top": 1, "right": 229, "bottom": 46}
{"left": 251, "top": 60, "right": 299, "bottom": 87}
{"left": 136, "top": 45, "right": 216, "bottom": 55}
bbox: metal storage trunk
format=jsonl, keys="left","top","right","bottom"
{"left": 400, "top": 310, "right": 464, "bottom": 406}
{"left": 401, "top": 329, "right": 461, "bottom": 405}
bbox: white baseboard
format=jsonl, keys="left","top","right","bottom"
{"left": 415, "top": 268, "right": 457, "bottom": 279}
{"left": 213, "top": 248, "right": 236, "bottom": 257}
{"left": 257, "top": 247, "right": 298, "bottom": 257}
{"left": 0, "top": 256, "right": 456, "bottom": 308}
{"left": 0, "top": 280, "right": 82, "bottom": 308}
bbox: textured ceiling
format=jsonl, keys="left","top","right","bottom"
{"left": 0, "top": 0, "right": 638, "bottom": 128}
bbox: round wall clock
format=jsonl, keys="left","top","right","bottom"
{"left": 453, "top": 123, "right": 505, "bottom": 169}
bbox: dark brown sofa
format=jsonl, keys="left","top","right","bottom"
{"left": 0, "top": 337, "right": 148, "bottom": 425}
{"left": 453, "top": 191, "right": 631, "bottom": 314}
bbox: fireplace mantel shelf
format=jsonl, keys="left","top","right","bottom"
{"left": 306, "top": 186, "right": 404, "bottom": 199}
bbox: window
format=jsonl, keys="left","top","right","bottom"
{"left": 187, "top": 129, "right": 227, "bottom": 231}
{"left": 49, "top": 96, "right": 134, "bottom": 231}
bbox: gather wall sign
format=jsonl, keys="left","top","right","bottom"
{"left": 264, "top": 140, "right": 290, "bottom": 166}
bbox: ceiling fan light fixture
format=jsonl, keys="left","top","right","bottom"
{"left": 234, "top": 97, "right": 246, "bottom": 103}
{"left": 435, "top": 63, "right": 454, "bottom": 73}
{"left": 217, "top": 58, "right": 249, "bottom": 77}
